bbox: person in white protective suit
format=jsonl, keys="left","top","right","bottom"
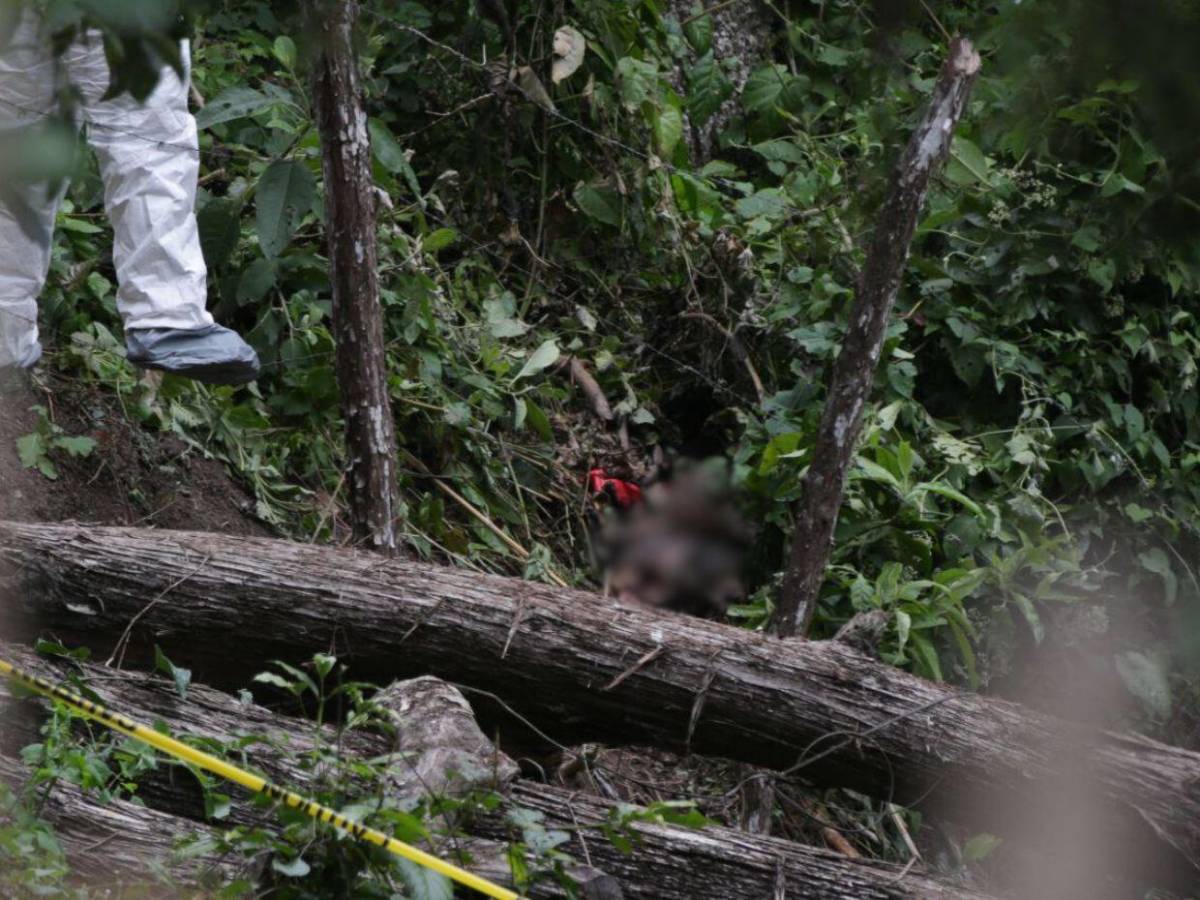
{"left": 0, "top": 8, "right": 259, "bottom": 385}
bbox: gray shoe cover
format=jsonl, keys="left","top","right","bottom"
{"left": 19, "top": 340, "right": 42, "bottom": 369}
{"left": 0, "top": 340, "right": 41, "bottom": 376}
{"left": 126, "top": 324, "right": 260, "bottom": 386}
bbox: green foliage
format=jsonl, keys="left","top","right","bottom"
{"left": 2, "top": 651, "right": 621, "bottom": 897}
{"left": 0, "top": 782, "right": 72, "bottom": 896}
{"left": 16, "top": 404, "right": 96, "bottom": 480}
{"left": 34, "top": 0, "right": 1200, "bottom": 730}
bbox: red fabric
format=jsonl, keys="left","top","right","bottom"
{"left": 587, "top": 468, "right": 643, "bottom": 509}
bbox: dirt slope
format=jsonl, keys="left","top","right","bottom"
{"left": 0, "top": 371, "right": 267, "bottom": 535}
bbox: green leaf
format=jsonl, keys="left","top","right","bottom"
{"left": 1138, "top": 548, "right": 1177, "bottom": 605}
{"left": 53, "top": 435, "right": 96, "bottom": 458}
{"left": 671, "top": 172, "right": 723, "bottom": 224}
{"left": 855, "top": 457, "right": 901, "bottom": 490}
{"left": 16, "top": 432, "right": 46, "bottom": 470}
{"left": 272, "top": 35, "right": 297, "bottom": 69}
{"left": 1115, "top": 649, "right": 1172, "bottom": 720}
{"left": 423, "top": 227, "right": 457, "bottom": 254}
{"left": 1011, "top": 594, "right": 1044, "bottom": 644}
{"left": 752, "top": 139, "right": 806, "bottom": 164}
{"left": 527, "top": 828, "right": 571, "bottom": 855}
{"left": 1005, "top": 433, "right": 1039, "bottom": 467}
{"left": 815, "top": 43, "right": 852, "bottom": 66}
{"left": 911, "top": 482, "right": 984, "bottom": 517}
{"left": 396, "top": 859, "right": 453, "bottom": 900}
{"left": 652, "top": 101, "right": 684, "bottom": 158}
{"left": 368, "top": 118, "right": 423, "bottom": 200}
{"left": 687, "top": 51, "right": 733, "bottom": 126}
{"left": 58, "top": 216, "right": 103, "bottom": 234}
{"left": 743, "top": 64, "right": 791, "bottom": 114}
{"left": 894, "top": 609, "right": 912, "bottom": 654}
{"left": 962, "top": 833, "right": 1003, "bottom": 863}
{"left": 256, "top": 159, "right": 316, "bottom": 259}
{"left": 946, "top": 137, "right": 990, "bottom": 186}
{"left": 615, "top": 57, "right": 657, "bottom": 111}
{"left": 573, "top": 183, "right": 623, "bottom": 227}
{"left": 513, "top": 340, "right": 561, "bottom": 381}
{"left": 195, "top": 87, "right": 273, "bottom": 130}
{"left": 484, "top": 296, "right": 531, "bottom": 339}
{"left": 758, "top": 432, "right": 802, "bottom": 475}
{"left": 1123, "top": 503, "right": 1155, "bottom": 524}
{"left": 1070, "top": 225, "right": 1103, "bottom": 252}
{"left": 271, "top": 856, "right": 311, "bottom": 878}
{"left": 683, "top": 5, "right": 713, "bottom": 53}
{"left": 252, "top": 671, "right": 293, "bottom": 690}
{"left": 312, "top": 653, "right": 337, "bottom": 679}
{"left": 909, "top": 633, "right": 943, "bottom": 681}
{"left": 197, "top": 197, "right": 242, "bottom": 272}
{"left": 154, "top": 645, "right": 191, "bottom": 701}
{"left": 443, "top": 402, "right": 470, "bottom": 427}
{"left": 524, "top": 399, "right": 554, "bottom": 442}
{"left": 735, "top": 188, "right": 789, "bottom": 221}
{"left": 1087, "top": 258, "right": 1116, "bottom": 292}
{"left": 947, "top": 618, "right": 979, "bottom": 689}
{"left": 1100, "top": 173, "right": 1144, "bottom": 197}
{"left": 237, "top": 258, "right": 277, "bottom": 305}
{"left": 1124, "top": 405, "right": 1145, "bottom": 441}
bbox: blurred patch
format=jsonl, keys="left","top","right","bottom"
{"left": 588, "top": 461, "right": 752, "bottom": 619}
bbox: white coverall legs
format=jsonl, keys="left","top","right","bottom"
{"left": 0, "top": 10, "right": 257, "bottom": 383}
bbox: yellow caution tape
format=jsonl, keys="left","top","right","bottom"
{"left": 0, "top": 657, "right": 519, "bottom": 900}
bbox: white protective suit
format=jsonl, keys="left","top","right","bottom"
{"left": 0, "top": 8, "right": 257, "bottom": 384}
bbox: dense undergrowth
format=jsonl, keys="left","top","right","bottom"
{"left": 5, "top": 0, "right": 1200, "bottom": 895}
{"left": 29, "top": 0, "right": 1198, "bottom": 733}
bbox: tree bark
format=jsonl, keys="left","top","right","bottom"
{"left": 305, "top": 0, "right": 403, "bottom": 555}
{"left": 0, "top": 747, "right": 546, "bottom": 898}
{"left": 1, "top": 522, "right": 1198, "bottom": 889}
{"left": 771, "top": 38, "right": 982, "bottom": 638}
{"left": 0, "top": 753, "right": 253, "bottom": 888}
{"left": 0, "top": 645, "right": 992, "bottom": 900}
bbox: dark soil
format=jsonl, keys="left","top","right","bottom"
{"left": 0, "top": 371, "right": 269, "bottom": 536}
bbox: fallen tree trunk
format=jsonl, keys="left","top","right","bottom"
{"left": 496, "top": 781, "right": 989, "bottom": 900}
{"left": 0, "top": 643, "right": 992, "bottom": 899}
{"left": 0, "top": 748, "right": 541, "bottom": 899}
{"left": 1, "top": 522, "right": 1198, "bottom": 886}
{"left": 0, "top": 753, "right": 250, "bottom": 888}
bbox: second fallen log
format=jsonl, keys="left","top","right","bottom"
{"left": 0, "top": 642, "right": 992, "bottom": 899}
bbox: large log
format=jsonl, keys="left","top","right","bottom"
{"left": 1, "top": 522, "right": 1198, "bottom": 888}
{"left": 0, "top": 753, "right": 251, "bottom": 888}
{"left": 0, "top": 747, "right": 544, "bottom": 899}
{"left": 0, "top": 643, "right": 991, "bottom": 899}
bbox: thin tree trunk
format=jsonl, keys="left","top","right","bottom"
{"left": 1, "top": 521, "right": 1198, "bottom": 891}
{"left": 305, "top": 0, "right": 402, "bottom": 554}
{"left": 0, "top": 645, "right": 994, "bottom": 900}
{"left": 771, "top": 38, "right": 981, "bottom": 638}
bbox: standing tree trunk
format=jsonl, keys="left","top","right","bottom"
{"left": 306, "top": 0, "right": 402, "bottom": 554}
{"left": 771, "top": 38, "right": 981, "bottom": 638}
